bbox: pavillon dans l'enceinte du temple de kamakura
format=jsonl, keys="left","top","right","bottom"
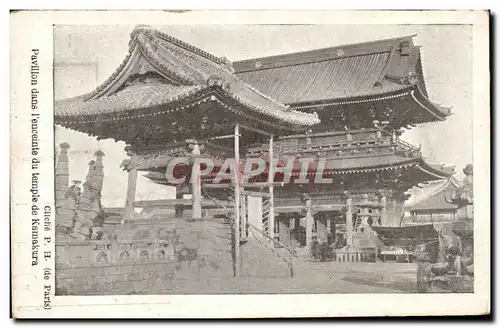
{"left": 53, "top": 26, "right": 468, "bottom": 289}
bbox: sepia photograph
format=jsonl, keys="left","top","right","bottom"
{"left": 53, "top": 24, "right": 474, "bottom": 295}
{"left": 10, "top": 10, "right": 489, "bottom": 318}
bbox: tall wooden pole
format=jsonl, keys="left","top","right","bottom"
{"left": 234, "top": 124, "right": 241, "bottom": 277}
{"left": 241, "top": 192, "right": 246, "bottom": 239}
{"left": 305, "top": 197, "right": 313, "bottom": 250}
{"left": 268, "top": 135, "right": 275, "bottom": 242}
{"left": 344, "top": 191, "right": 353, "bottom": 248}
{"left": 191, "top": 143, "right": 202, "bottom": 220}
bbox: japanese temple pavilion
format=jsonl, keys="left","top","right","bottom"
{"left": 55, "top": 26, "right": 455, "bottom": 258}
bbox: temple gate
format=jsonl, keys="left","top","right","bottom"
{"left": 53, "top": 26, "right": 457, "bottom": 289}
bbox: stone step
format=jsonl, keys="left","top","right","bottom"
{"left": 240, "top": 232, "right": 293, "bottom": 278}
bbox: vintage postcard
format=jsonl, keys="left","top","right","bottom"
{"left": 10, "top": 10, "right": 490, "bottom": 318}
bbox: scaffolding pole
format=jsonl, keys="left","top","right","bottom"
{"left": 233, "top": 124, "right": 241, "bottom": 277}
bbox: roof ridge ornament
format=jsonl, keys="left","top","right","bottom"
{"left": 206, "top": 75, "right": 225, "bottom": 87}
{"left": 401, "top": 72, "right": 419, "bottom": 85}
{"left": 220, "top": 56, "right": 235, "bottom": 73}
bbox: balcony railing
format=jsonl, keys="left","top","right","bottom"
{"left": 247, "top": 130, "right": 421, "bottom": 159}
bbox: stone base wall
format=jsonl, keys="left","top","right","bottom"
{"left": 56, "top": 262, "right": 178, "bottom": 295}
{"left": 56, "top": 217, "right": 234, "bottom": 295}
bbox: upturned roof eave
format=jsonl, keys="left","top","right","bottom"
{"left": 289, "top": 84, "right": 451, "bottom": 116}
{"left": 54, "top": 85, "right": 319, "bottom": 139}
{"left": 288, "top": 84, "right": 415, "bottom": 110}
{"left": 407, "top": 179, "right": 460, "bottom": 212}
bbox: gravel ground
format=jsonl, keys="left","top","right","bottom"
{"left": 111, "top": 261, "right": 419, "bottom": 295}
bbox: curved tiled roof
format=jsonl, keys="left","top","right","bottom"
{"left": 372, "top": 225, "right": 438, "bottom": 245}
{"left": 55, "top": 26, "right": 319, "bottom": 127}
{"left": 235, "top": 52, "right": 394, "bottom": 104}
{"left": 55, "top": 26, "right": 452, "bottom": 136}
{"left": 139, "top": 152, "right": 453, "bottom": 186}
{"left": 406, "top": 178, "right": 460, "bottom": 211}
{"left": 234, "top": 35, "right": 451, "bottom": 119}
{"left": 56, "top": 83, "right": 204, "bottom": 117}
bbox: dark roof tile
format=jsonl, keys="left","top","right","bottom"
{"left": 55, "top": 26, "right": 320, "bottom": 127}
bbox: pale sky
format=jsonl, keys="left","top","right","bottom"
{"left": 54, "top": 24, "right": 473, "bottom": 207}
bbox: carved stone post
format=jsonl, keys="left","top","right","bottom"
{"left": 377, "top": 189, "right": 388, "bottom": 226}
{"left": 91, "top": 150, "right": 105, "bottom": 219}
{"left": 72, "top": 158, "right": 100, "bottom": 240}
{"left": 462, "top": 164, "right": 474, "bottom": 220}
{"left": 344, "top": 191, "right": 353, "bottom": 248}
{"left": 55, "top": 142, "right": 70, "bottom": 206}
{"left": 55, "top": 143, "right": 74, "bottom": 236}
{"left": 93, "top": 151, "right": 105, "bottom": 193}
{"left": 122, "top": 155, "right": 138, "bottom": 220}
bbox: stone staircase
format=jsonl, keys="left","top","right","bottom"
{"left": 240, "top": 227, "right": 295, "bottom": 278}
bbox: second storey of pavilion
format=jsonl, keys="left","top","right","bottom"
{"left": 234, "top": 35, "right": 452, "bottom": 131}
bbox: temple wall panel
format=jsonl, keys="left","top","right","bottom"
{"left": 247, "top": 196, "right": 263, "bottom": 231}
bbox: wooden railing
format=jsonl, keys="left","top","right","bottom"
{"left": 247, "top": 129, "right": 420, "bottom": 159}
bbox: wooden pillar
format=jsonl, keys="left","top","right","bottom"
{"left": 330, "top": 216, "right": 337, "bottom": 245}
{"left": 233, "top": 124, "right": 241, "bottom": 277}
{"left": 291, "top": 217, "right": 299, "bottom": 249}
{"left": 175, "top": 191, "right": 184, "bottom": 218}
{"left": 268, "top": 134, "right": 275, "bottom": 241}
{"left": 304, "top": 194, "right": 313, "bottom": 249}
{"left": 306, "top": 129, "right": 312, "bottom": 146}
{"left": 241, "top": 193, "right": 247, "bottom": 239}
{"left": 344, "top": 191, "right": 353, "bottom": 248}
{"left": 124, "top": 155, "right": 138, "bottom": 220}
{"left": 191, "top": 143, "right": 202, "bottom": 220}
